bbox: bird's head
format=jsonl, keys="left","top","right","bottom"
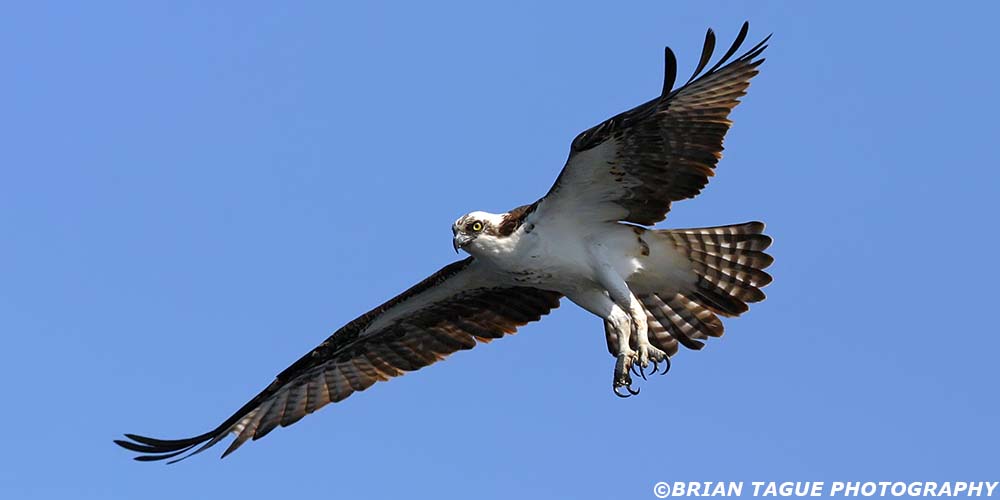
{"left": 452, "top": 211, "right": 506, "bottom": 255}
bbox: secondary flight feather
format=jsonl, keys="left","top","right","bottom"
{"left": 116, "top": 22, "right": 773, "bottom": 462}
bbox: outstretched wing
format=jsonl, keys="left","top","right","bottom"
{"left": 535, "top": 22, "right": 769, "bottom": 226}
{"left": 115, "top": 257, "right": 562, "bottom": 462}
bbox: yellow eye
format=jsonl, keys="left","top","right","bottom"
{"left": 472, "top": 221, "right": 483, "bottom": 232}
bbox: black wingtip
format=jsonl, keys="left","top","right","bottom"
{"left": 686, "top": 27, "right": 717, "bottom": 85}
{"left": 662, "top": 47, "right": 677, "bottom": 96}
{"left": 704, "top": 21, "right": 751, "bottom": 75}
{"left": 115, "top": 430, "right": 221, "bottom": 464}
{"left": 663, "top": 21, "right": 769, "bottom": 97}
{"left": 220, "top": 442, "right": 240, "bottom": 459}
{"left": 114, "top": 438, "right": 164, "bottom": 453}
{"left": 738, "top": 32, "right": 772, "bottom": 63}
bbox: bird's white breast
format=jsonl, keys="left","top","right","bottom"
{"left": 469, "top": 216, "right": 644, "bottom": 294}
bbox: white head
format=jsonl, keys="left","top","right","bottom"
{"left": 451, "top": 211, "right": 508, "bottom": 256}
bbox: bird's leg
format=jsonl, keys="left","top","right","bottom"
{"left": 565, "top": 273, "right": 648, "bottom": 396}
{"left": 607, "top": 306, "right": 638, "bottom": 395}
{"left": 626, "top": 294, "right": 667, "bottom": 371}
{"left": 589, "top": 262, "right": 649, "bottom": 395}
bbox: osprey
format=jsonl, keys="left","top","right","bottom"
{"left": 117, "top": 23, "right": 773, "bottom": 462}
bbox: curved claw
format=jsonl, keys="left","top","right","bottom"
{"left": 660, "top": 356, "right": 672, "bottom": 376}
{"left": 637, "top": 363, "right": 647, "bottom": 380}
{"left": 626, "top": 384, "right": 640, "bottom": 396}
{"left": 614, "top": 385, "right": 632, "bottom": 398}
{"left": 649, "top": 359, "right": 660, "bottom": 375}
{"left": 630, "top": 362, "right": 640, "bottom": 378}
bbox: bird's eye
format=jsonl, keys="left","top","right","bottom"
{"left": 472, "top": 221, "right": 484, "bottom": 232}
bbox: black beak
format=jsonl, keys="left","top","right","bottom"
{"left": 452, "top": 232, "right": 472, "bottom": 254}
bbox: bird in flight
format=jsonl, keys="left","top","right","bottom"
{"left": 117, "top": 22, "right": 773, "bottom": 462}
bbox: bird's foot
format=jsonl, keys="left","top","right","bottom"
{"left": 637, "top": 344, "right": 670, "bottom": 376}
{"left": 613, "top": 351, "right": 641, "bottom": 398}
{"left": 613, "top": 346, "right": 672, "bottom": 397}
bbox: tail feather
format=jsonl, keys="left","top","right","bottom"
{"left": 669, "top": 221, "right": 772, "bottom": 314}
{"left": 647, "top": 293, "right": 724, "bottom": 350}
{"left": 641, "top": 221, "right": 773, "bottom": 356}
{"left": 667, "top": 293, "right": 725, "bottom": 341}
{"left": 686, "top": 249, "right": 772, "bottom": 288}
{"left": 667, "top": 221, "right": 771, "bottom": 250}
{"left": 643, "top": 294, "right": 695, "bottom": 350}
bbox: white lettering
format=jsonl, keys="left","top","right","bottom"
{"left": 658, "top": 480, "right": 998, "bottom": 497}
{"left": 809, "top": 482, "right": 824, "bottom": 496}
{"left": 763, "top": 482, "right": 778, "bottom": 496}
{"left": 986, "top": 482, "right": 998, "bottom": 497}
{"left": 672, "top": 482, "right": 687, "bottom": 496}
{"left": 830, "top": 482, "right": 846, "bottom": 496}
{"left": 940, "top": 483, "right": 953, "bottom": 496}
{"left": 926, "top": 482, "right": 939, "bottom": 497}
{"left": 688, "top": 482, "right": 702, "bottom": 496}
{"left": 728, "top": 482, "right": 743, "bottom": 497}
{"left": 845, "top": 482, "right": 861, "bottom": 496}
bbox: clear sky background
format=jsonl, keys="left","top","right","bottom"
{"left": 2, "top": 2, "right": 998, "bottom": 499}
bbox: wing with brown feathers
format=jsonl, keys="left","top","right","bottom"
{"left": 536, "top": 22, "right": 769, "bottom": 226}
{"left": 115, "top": 257, "right": 562, "bottom": 462}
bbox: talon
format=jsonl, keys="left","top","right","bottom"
{"left": 630, "top": 362, "right": 640, "bottom": 378}
{"left": 614, "top": 353, "right": 638, "bottom": 397}
{"left": 649, "top": 360, "right": 659, "bottom": 375}
{"left": 660, "top": 356, "right": 671, "bottom": 375}
{"left": 637, "top": 363, "right": 647, "bottom": 380}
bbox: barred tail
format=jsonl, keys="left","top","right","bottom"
{"left": 634, "top": 221, "right": 773, "bottom": 355}
{"left": 665, "top": 221, "right": 773, "bottom": 316}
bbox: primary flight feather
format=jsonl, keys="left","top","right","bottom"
{"left": 116, "top": 22, "right": 773, "bottom": 462}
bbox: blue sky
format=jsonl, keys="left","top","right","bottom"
{"left": 2, "top": 2, "right": 998, "bottom": 499}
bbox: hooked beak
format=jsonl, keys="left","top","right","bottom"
{"left": 453, "top": 232, "right": 473, "bottom": 253}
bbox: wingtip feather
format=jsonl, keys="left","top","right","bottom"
{"left": 686, "top": 27, "right": 717, "bottom": 85}
{"left": 662, "top": 47, "right": 677, "bottom": 96}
